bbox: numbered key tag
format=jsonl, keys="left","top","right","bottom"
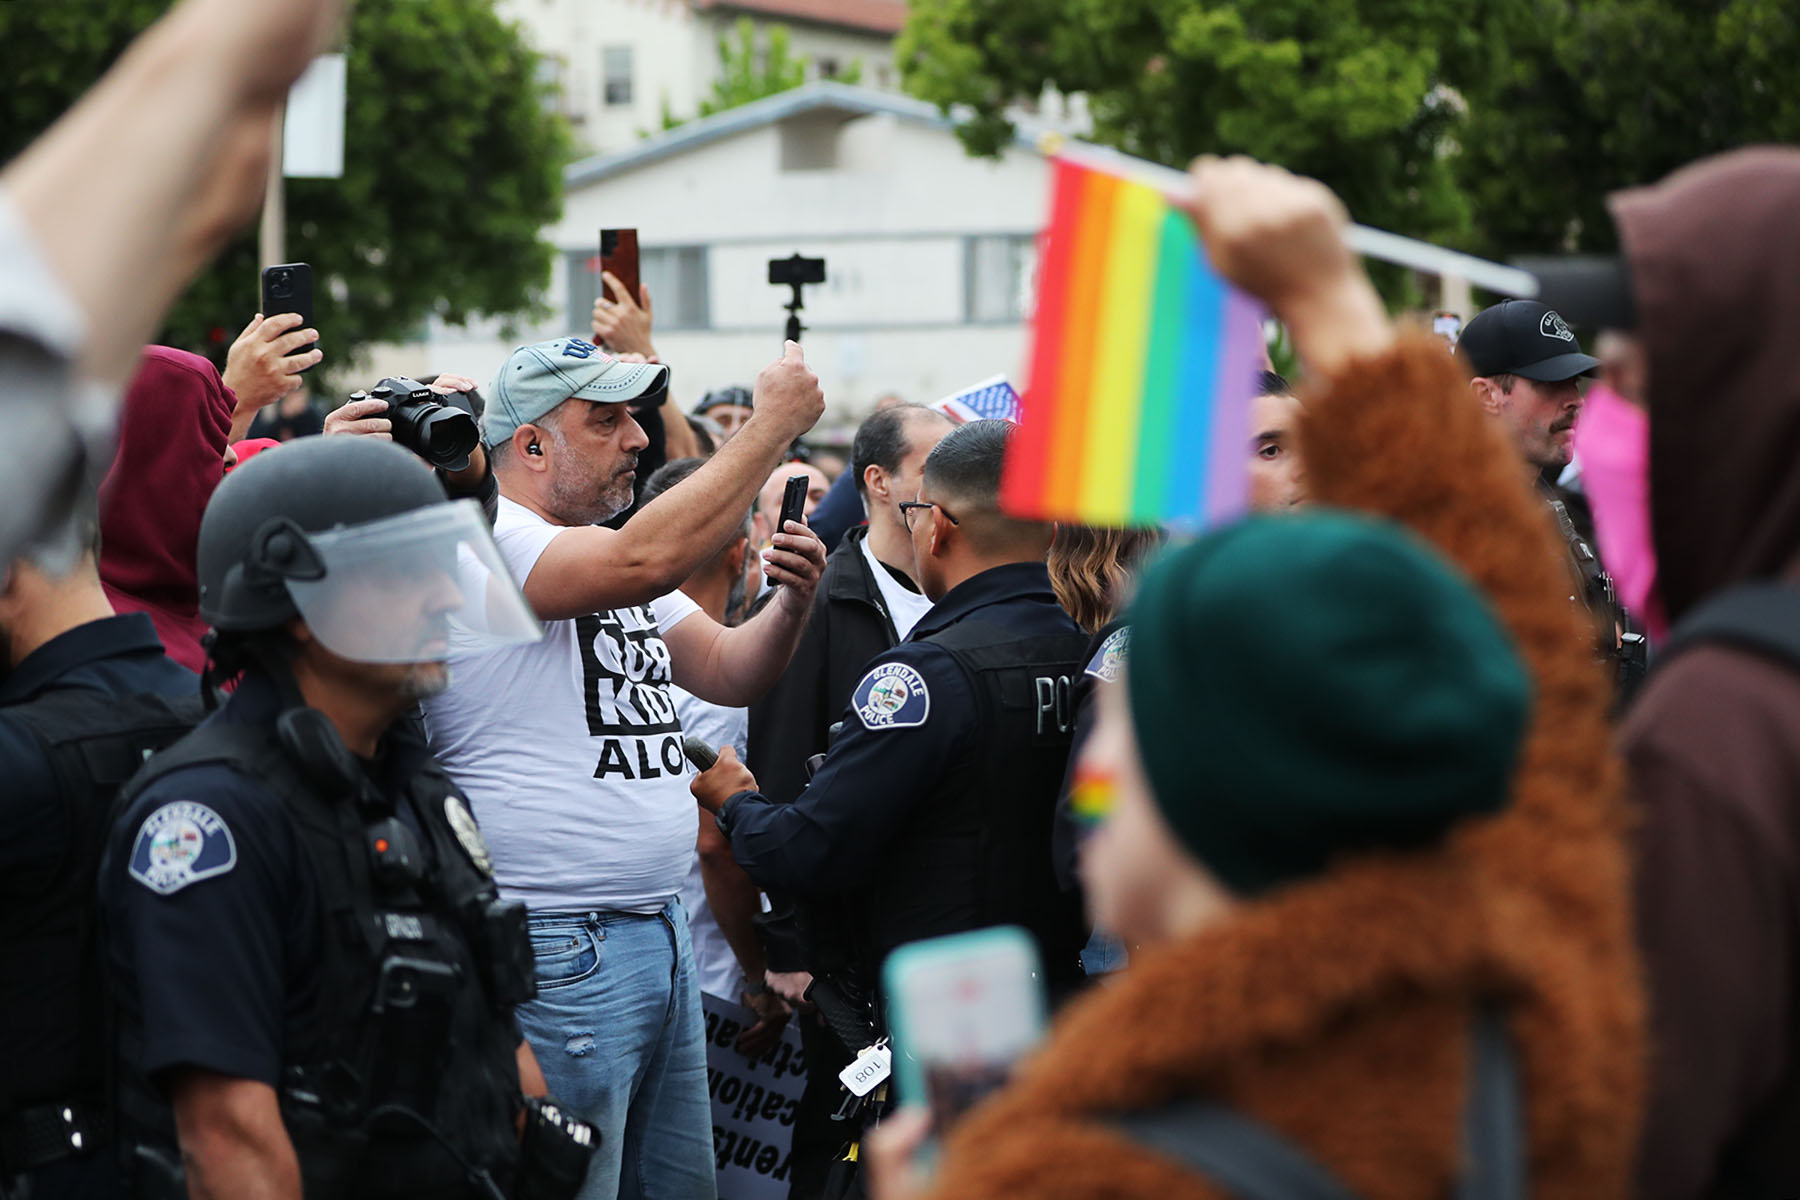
{"left": 839, "top": 1043, "right": 893, "bottom": 1098}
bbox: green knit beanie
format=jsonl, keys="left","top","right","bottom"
{"left": 1124, "top": 510, "right": 1532, "bottom": 897}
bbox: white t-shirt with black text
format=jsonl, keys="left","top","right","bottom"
{"left": 423, "top": 495, "right": 701, "bottom": 914}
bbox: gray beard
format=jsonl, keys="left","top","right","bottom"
{"left": 397, "top": 663, "right": 451, "bottom": 700}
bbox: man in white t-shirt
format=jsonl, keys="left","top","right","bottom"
{"left": 422, "top": 335, "right": 826, "bottom": 1200}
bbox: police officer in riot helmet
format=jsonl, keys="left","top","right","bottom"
{"left": 100, "top": 436, "right": 595, "bottom": 1200}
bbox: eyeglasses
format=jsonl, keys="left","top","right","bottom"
{"left": 899, "top": 500, "right": 958, "bottom": 531}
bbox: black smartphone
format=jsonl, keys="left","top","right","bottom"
{"left": 777, "top": 473, "right": 808, "bottom": 535}
{"left": 600, "top": 229, "right": 641, "bottom": 308}
{"left": 259, "top": 263, "right": 315, "bottom": 369}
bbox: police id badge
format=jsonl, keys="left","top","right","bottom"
{"left": 128, "top": 801, "right": 237, "bottom": 895}
{"left": 444, "top": 796, "right": 495, "bottom": 877}
{"left": 853, "top": 661, "right": 931, "bottom": 731}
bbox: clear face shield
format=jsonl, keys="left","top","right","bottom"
{"left": 281, "top": 500, "right": 541, "bottom": 665}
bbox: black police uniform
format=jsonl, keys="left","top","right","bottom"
{"left": 0, "top": 614, "right": 195, "bottom": 1198}
{"left": 1050, "top": 620, "right": 1128, "bottom": 894}
{"left": 720, "top": 562, "right": 1092, "bottom": 1015}
{"left": 100, "top": 671, "right": 534, "bottom": 1200}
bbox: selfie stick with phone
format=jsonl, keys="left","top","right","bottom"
{"left": 768, "top": 253, "right": 826, "bottom": 345}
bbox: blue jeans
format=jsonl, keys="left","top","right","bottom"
{"left": 520, "top": 901, "right": 716, "bottom": 1200}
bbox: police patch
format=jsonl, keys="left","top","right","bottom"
{"left": 854, "top": 662, "right": 931, "bottom": 731}
{"left": 128, "top": 802, "right": 237, "bottom": 896}
{"left": 444, "top": 797, "right": 494, "bottom": 876}
{"left": 1085, "top": 628, "right": 1130, "bottom": 684}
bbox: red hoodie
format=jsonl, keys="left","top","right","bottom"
{"left": 99, "top": 347, "right": 235, "bottom": 671}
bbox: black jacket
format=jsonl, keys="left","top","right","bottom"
{"left": 747, "top": 524, "right": 905, "bottom": 807}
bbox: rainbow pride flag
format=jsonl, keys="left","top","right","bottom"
{"left": 1001, "top": 155, "right": 1266, "bottom": 527}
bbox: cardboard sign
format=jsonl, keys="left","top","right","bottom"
{"left": 701, "top": 992, "right": 808, "bottom": 1200}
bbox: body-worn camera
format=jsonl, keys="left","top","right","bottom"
{"left": 351, "top": 377, "right": 480, "bottom": 473}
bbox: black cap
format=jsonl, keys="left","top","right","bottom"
{"left": 1513, "top": 256, "right": 1636, "bottom": 332}
{"left": 694, "top": 385, "right": 753, "bottom": 416}
{"left": 1457, "top": 300, "right": 1601, "bottom": 382}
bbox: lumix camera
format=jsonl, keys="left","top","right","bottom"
{"left": 351, "top": 376, "right": 480, "bottom": 472}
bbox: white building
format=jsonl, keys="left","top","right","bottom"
{"left": 388, "top": 82, "right": 1066, "bottom": 423}
{"left": 497, "top": 0, "right": 908, "bottom": 154}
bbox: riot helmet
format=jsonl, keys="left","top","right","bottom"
{"left": 197, "top": 436, "right": 539, "bottom": 663}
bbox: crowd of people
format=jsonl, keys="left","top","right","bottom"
{"left": 1, "top": 3, "right": 1796, "bottom": 1200}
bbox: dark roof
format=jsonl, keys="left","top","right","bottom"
{"left": 693, "top": 0, "right": 909, "bottom": 36}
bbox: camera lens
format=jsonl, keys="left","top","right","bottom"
{"left": 270, "top": 270, "right": 292, "bottom": 299}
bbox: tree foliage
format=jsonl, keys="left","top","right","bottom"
{"left": 1446, "top": 0, "right": 1800, "bottom": 256}
{"left": 664, "top": 19, "right": 863, "bottom": 131}
{"left": 898, "top": 0, "right": 1800, "bottom": 258}
{"left": 0, "top": 0, "right": 570, "bottom": 377}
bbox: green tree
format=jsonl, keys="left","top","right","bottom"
{"left": 898, "top": 0, "right": 1800, "bottom": 261}
{"left": 0, "top": 0, "right": 570, "bottom": 377}
{"left": 899, "top": 0, "right": 1474, "bottom": 246}
{"left": 662, "top": 19, "right": 863, "bottom": 131}
{"left": 1445, "top": 0, "right": 1800, "bottom": 258}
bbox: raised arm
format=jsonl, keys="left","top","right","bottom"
{"left": 1, "top": 0, "right": 343, "bottom": 388}
{"left": 662, "top": 519, "right": 827, "bottom": 706}
{"left": 520, "top": 342, "right": 824, "bottom": 619}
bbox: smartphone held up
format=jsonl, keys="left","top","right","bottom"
{"left": 884, "top": 927, "right": 1047, "bottom": 1139}
{"left": 260, "top": 263, "right": 315, "bottom": 372}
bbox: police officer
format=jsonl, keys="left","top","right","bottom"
{"left": 0, "top": 519, "right": 196, "bottom": 1199}
{"left": 692, "top": 419, "right": 1091, "bottom": 1030}
{"left": 100, "top": 437, "right": 593, "bottom": 1200}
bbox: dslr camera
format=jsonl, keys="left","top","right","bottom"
{"left": 350, "top": 377, "right": 480, "bottom": 473}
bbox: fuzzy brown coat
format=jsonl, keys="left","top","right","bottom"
{"left": 919, "top": 337, "right": 1645, "bottom": 1200}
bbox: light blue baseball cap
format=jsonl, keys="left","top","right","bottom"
{"left": 484, "top": 336, "right": 670, "bottom": 447}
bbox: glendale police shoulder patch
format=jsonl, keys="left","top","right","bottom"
{"left": 1085, "top": 628, "right": 1130, "bottom": 683}
{"left": 853, "top": 662, "right": 931, "bottom": 731}
{"left": 128, "top": 801, "right": 238, "bottom": 896}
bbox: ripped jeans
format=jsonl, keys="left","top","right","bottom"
{"left": 519, "top": 901, "right": 716, "bottom": 1200}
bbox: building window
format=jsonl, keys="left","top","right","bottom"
{"left": 534, "top": 55, "right": 565, "bottom": 116}
{"left": 567, "top": 246, "right": 710, "bottom": 334}
{"left": 818, "top": 58, "right": 841, "bottom": 80}
{"left": 602, "top": 45, "right": 634, "bottom": 107}
{"left": 965, "top": 235, "right": 1039, "bottom": 324}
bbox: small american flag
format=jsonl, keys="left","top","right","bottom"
{"left": 934, "top": 375, "right": 1022, "bottom": 425}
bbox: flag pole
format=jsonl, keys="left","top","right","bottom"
{"left": 1044, "top": 138, "right": 1540, "bottom": 299}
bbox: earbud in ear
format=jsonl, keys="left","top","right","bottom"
{"left": 527, "top": 441, "right": 543, "bottom": 456}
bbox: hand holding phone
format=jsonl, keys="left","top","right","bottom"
{"left": 884, "top": 928, "right": 1047, "bottom": 1138}
{"left": 600, "top": 228, "right": 641, "bottom": 305}
{"left": 259, "top": 263, "right": 316, "bottom": 372}
{"left": 763, "top": 474, "right": 811, "bottom": 590}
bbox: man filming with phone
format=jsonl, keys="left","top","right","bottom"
{"left": 418, "top": 335, "right": 829, "bottom": 1200}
